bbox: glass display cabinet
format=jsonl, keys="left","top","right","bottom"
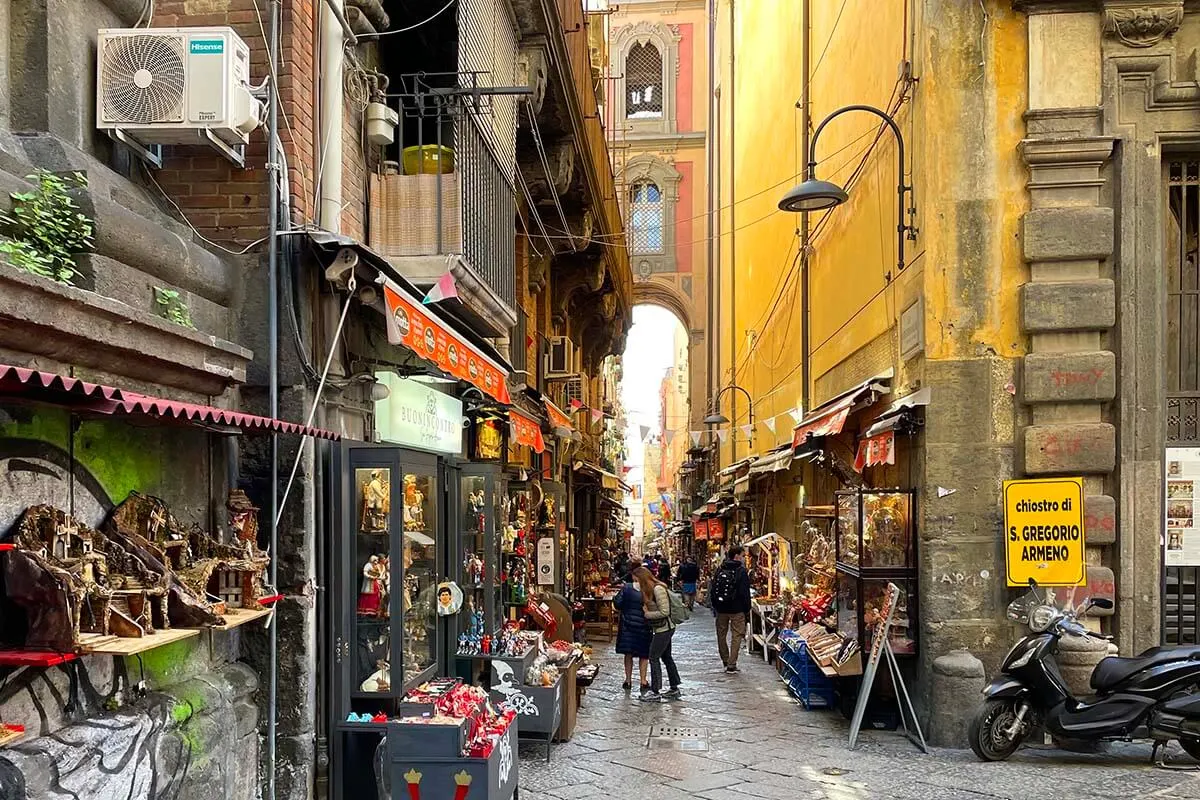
{"left": 503, "top": 483, "right": 532, "bottom": 612}
{"left": 455, "top": 463, "right": 506, "bottom": 653}
{"left": 333, "top": 442, "right": 443, "bottom": 725}
{"left": 834, "top": 488, "right": 917, "bottom": 655}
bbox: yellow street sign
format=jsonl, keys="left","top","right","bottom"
{"left": 1004, "top": 477, "right": 1086, "bottom": 587}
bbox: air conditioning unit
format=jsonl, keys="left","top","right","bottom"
{"left": 545, "top": 336, "right": 577, "bottom": 378}
{"left": 96, "top": 27, "right": 262, "bottom": 152}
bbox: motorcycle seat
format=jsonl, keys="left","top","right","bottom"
{"left": 1091, "top": 647, "right": 1200, "bottom": 692}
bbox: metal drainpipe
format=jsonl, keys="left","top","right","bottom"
{"left": 707, "top": 0, "right": 717, "bottom": 453}
{"left": 800, "top": 0, "right": 811, "bottom": 415}
{"left": 319, "top": 0, "right": 346, "bottom": 231}
{"left": 728, "top": 0, "right": 737, "bottom": 463}
{"left": 266, "top": 1, "right": 281, "bottom": 799}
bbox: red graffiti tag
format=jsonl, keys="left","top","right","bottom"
{"left": 1051, "top": 368, "right": 1105, "bottom": 387}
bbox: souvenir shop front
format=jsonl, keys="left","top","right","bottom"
{"left": 328, "top": 278, "right": 593, "bottom": 800}
{"left": 751, "top": 376, "right": 928, "bottom": 719}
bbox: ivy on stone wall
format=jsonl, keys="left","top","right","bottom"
{"left": 0, "top": 170, "right": 93, "bottom": 286}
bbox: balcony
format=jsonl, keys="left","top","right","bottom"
{"left": 368, "top": 73, "right": 518, "bottom": 338}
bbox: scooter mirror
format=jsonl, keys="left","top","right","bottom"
{"left": 1092, "top": 598, "right": 1114, "bottom": 610}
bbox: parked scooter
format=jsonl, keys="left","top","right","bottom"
{"left": 969, "top": 580, "right": 1200, "bottom": 763}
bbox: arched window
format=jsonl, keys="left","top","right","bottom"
{"left": 625, "top": 42, "right": 663, "bottom": 119}
{"left": 629, "top": 181, "right": 664, "bottom": 254}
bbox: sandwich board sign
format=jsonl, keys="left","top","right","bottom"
{"left": 848, "top": 582, "right": 928, "bottom": 753}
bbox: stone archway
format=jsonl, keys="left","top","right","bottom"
{"left": 629, "top": 278, "right": 708, "bottom": 437}
{"left": 632, "top": 277, "right": 693, "bottom": 334}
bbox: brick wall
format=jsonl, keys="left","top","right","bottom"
{"left": 149, "top": 0, "right": 317, "bottom": 242}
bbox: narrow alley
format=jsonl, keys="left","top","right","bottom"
{"left": 520, "top": 616, "right": 1200, "bottom": 800}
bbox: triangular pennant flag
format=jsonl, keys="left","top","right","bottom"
{"left": 525, "top": 334, "right": 534, "bottom": 349}
{"left": 764, "top": 417, "right": 777, "bottom": 434}
{"left": 740, "top": 424, "right": 753, "bottom": 438}
{"left": 716, "top": 429, "right": 729, "bottom": 444}
{"left": 639, "top": 425, "right": 651, "bottom": 441}
{"left": 592, "top": 409, "right": 605, "bottom": 424}
{"left": 569, "top": 399, "right": 583, "bottom": 414}
{"left": 664, "top": 430, "right": 676, "bottom": 445}
{"left": 421, "top": 271, "right": 458, "bottom": 304}
{"left": 789, "top": 407, "right": 805, "bottom": 424}
{"left": 690, "top": 431, "right": 703, "bottom": 446}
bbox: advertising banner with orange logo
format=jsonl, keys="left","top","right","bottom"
{"left": 544, "top": 399, "right": 574, "bottom": 434}
{"left": 708, "top": 517, "right": 726, "bottom": 542}
{"left": 383, "top": 280, "right": 512, "bottom": 405}
{"left": 508, "top": 409, "right": 546, "bottom": 453}
{"left": 693, "top": 518, "right": 709, "bottom": 541}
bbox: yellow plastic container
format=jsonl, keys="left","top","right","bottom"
{"left": 402, "top": 145, "right": 455, "bottom": 175}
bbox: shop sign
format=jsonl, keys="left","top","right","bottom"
{"left": 849, "top": 582, "right": 926, "bottom": 752}
{"left": 474, "top": 418, "right": 504, "bottom": 461}
{"left": 383, "top": 281, "right": 511, "bottom": 404}
{"left": 708, "top": 518, "right": 725, "bottom": 542}
{"left": 1003, "top": 477, "right": 1085, "bottom": 587}
{"left": 536, "top": 536, "right": 556, "bottom": 586}
{"left": 1166, "top": 448, "right": 1200, "bottom": 566}
{"left": 693, "top": 518, "right": 708, "bottom": 541}
{"left": 374, "top": 374, "right": 464, "bottom": 455}
{"left": 508, "top": 409, "right": 546, "bottom": 454}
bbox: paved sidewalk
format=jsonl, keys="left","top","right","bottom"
{"left": 519, "top": 613, "right": 1200, "bottom": 799}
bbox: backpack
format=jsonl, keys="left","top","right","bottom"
{"left": 710, "top": 566, "right": 738, "bottom": 612}
{"left": 668, "top": 590, "right": 691, "bottom": 625}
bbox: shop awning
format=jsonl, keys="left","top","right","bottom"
{"left": 0, "top": 364, "right": 339, "bottom": 440}
{"left": 508, "top": 408, "right": 545, "bottom": 453}
{"left": 792, "top": 370, "right": 892, "bottom": 450}
{"left": 717, "top": 456, "right": 756, "bottom": 477}
{"left": 307, "top": 232, "right": 514, "bottom": 406}
{"left": 863, "top": 386, "right": 931, "bottom": 438}
{"left": 750, "top": 445, "right": 794, "bottom": 475}
{"left": 544, "top": 398, "right": 574, "bottom": 436}
{"left": 574, "top": 461, "right": 632, "bottom": 492}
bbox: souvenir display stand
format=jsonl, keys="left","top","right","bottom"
{"left": 331, "top": 442, "right": 446, "bottom": 799}
{"left": 834, "top": 489, "right": 917, "bottom": 657}
{"left": 481, "top": 629, "right": 577, "bottom": 761}
{"left": 502, "top": 483, "right": 533, "bottom": 615}
{"left": 454, "top": 464, "right": 506, "bottom": 668}
{"left": 375, "top": 680, "right": 521, "bottom": 800}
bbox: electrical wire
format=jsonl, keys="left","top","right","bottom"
{"left": 371, "top": 0, "right": 459, "bottom": 36}
{"left": 809, "top": 0, "right": 849, "bottom": 79}
{"left": 526, "top": 102, "right": 575, "bottom": 252}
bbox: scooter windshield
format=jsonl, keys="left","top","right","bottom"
{"left": 1005, "top": 587, "right": 1041, "bottom": 624}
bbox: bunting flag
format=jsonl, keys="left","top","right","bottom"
{"left": 740, "top": 424, "right": 754, "bottom": 438}
{"left": 421, "top": 271, "right": 458, "bottom": 305}
{"left": 525, "top": 334, "right": 534, "bottom": 349}
{"left": 764, "top": 417, "right": 777, "bottom": 434}
{"left": 789, "top": 407, "right": 805, "bottom": 424}
{"left": 569, "top": 399, "right": 583, "bottom": 414}
{"left": 639, "top": 424, "right": 651, "bottom": 441}
{"left": 690, "top": 431, "right": 703, "bottom": 446}
{"left": 664, "top": 430, "right": 676, "bottom": 445}
{"left": 648, "top": 501, "right": 661, "bottom": 515}
{"left": 715, "top": 429, "right": 729, "bottom": 444}
{"left": 591, "top": 408, "right": 605, "bottom": 424}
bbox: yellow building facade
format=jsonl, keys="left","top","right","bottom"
{"left": 708, "top": 0, "right": 1180, "bottom": 743}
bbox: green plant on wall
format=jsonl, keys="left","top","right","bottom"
{"left": 154, "top": 286, "right": 195, "bottom": 329}
{"left": 0, "top": 170, "right": 93, "bottom": 286}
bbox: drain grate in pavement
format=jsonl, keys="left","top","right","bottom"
{"left": 646, "top": 725, "right": 710, "bottom": 751}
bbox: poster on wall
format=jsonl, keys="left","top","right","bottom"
{"left": 536, "top": 536, "right": 556, "bottom": 586}
{"left": 1165, "top": 448, "right": 1200, "bottom": 566}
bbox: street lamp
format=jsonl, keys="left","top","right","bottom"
{"left": 778, "top": 104, "right": 917, "bottom": 278}
{"left": 703, "top": 384, "right": 754, "bottom": 454}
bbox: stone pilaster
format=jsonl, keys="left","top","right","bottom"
{"left": 1019, "top": 134, "right": 1118, "bottom": 614}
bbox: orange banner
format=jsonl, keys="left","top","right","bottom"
{"left": 693, "top": 518, "right": 709, "bottom": 541}
{"left": 383, "top": 282, "right": 511, "bottom": 405}
{"left": 544, "top": 399, "right": 574, "bottom": 433}
{"left": 708, "top": 517, "right": 726, "bottom": 542}
{"left": 509, "top": 409, "right": 546, "bottom": 453}
{"left": 854, "top": 430, "right": 896, "bottom": 472}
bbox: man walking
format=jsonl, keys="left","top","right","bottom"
{"left": 677, "top": 556, "right": 700, "bottom": 610}
{"left": 708, "top": 545, "right": 751, "bottom": 673}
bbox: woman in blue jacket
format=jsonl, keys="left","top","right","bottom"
{"left": 613, "top": 572, "right": 652, "bottom": 693}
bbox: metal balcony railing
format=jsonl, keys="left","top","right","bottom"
{"left": 368, "top": 73, "right": 516, "bottom": 312}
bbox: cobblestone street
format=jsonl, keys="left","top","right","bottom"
{"left": 520, "top": 615, "right": 1200, "bottom": 800}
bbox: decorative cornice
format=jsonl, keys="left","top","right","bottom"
{"left": 1102, "top": 1, "right": 1184, "bottom": 48}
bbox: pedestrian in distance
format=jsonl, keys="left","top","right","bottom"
{"left": 633, "top": 565, "right": 682, "bottom": 702}
{"left": 613, "top": 572, "right": 652, "bottom": 694}
{"left": 708, "top": 545, "right": 752, "bottom": 673}
{"left": 657, "top": 556, "right": 672, "bottom": 586}
{"left": 677, "top": 556, "right": 700, "bottom": 610}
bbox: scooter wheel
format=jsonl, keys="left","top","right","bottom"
{"left": 1179, "top": 738, "right": 1200, "bottom": 762}
{"left": 969, "top": 699, "right": 1025, "bottom": 762}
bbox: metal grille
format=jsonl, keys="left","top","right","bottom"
{"left": 458, "top": 114, "right": 516, "bottom": 309}
{"left": 1164, "top": 158, "right": 1200, "bottom": 644}
{"left": 646, "top": 725, "right": 709, "bottom": 751}
{"left": 459, "top": 0, "right": 518, "bottom": 182}
{"left": 626, "top": 42, "right": 663, "bottom": 119}
{"left": 628, "top": 181, "right": 663, "bottom": 254}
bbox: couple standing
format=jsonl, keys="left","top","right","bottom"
{"left": 614, "top": 566, "right": 682, "bottom": 702}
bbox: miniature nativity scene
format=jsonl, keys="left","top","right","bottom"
{"left": 0, "top": 489, "right": 276, "bottom": 656}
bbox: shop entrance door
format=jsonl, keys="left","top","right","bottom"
{"left": 1164, "top": 158, "right": 1200, "bottom": 644}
